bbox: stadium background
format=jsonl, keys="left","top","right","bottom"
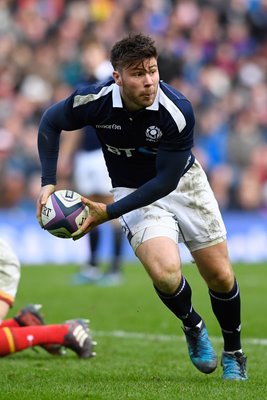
{"left": 0, "top": 0, "right": 267, "bottom": 264}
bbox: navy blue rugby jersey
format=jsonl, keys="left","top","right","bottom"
{"left": 64, "top": 78, "right": 195, "bottom": 188}
{"left": 39, "top": 78, "right": 195, "bottom": 218}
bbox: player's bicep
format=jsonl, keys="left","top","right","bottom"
{"left": 40, "top": 100, "right": 84, "bottom": 133}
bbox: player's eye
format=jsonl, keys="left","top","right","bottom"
{"left": 134, "top": 71, "right": 143, "bottom": 77}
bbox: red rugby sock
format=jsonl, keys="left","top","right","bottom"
{"left": 0, "top": 318, "right": 20, "bottom": 328}
{"left": 0, "top": 325, "right": 68, "bottom": 356}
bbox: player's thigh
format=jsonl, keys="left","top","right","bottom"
{"left": 0, "top": 300, "right": 10, "bottom": 321}
{"left": 113, "top": 192, "right": 181, "bottom": 291}
{"left": 114, "top": 188, "right": 179, "bottom": 253}
{"left": 0, "top": 240, "right": 21, "bottom": 313}
{"left": 192, "top": 240, "right": 234, "bottom": 292}
{"left": 136, "top": 236, "right": 181, "bottom": 281}
{"left": 175, "top": 159, "right": 227, "bottom": 248}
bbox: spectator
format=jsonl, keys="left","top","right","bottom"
{"left": 0, "top": 0, "right": 266, "bottom": 212}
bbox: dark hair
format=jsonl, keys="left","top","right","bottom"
{"left": 110, "top": 33, "right": 158, "bottom": 71}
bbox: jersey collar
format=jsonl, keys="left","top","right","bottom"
{"left": 112, "top": 83, "right": 160, "bottom": 111}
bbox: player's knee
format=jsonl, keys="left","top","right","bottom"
{"left": 207, "top": 268, "right": 234, "bottom": 292}
{"left": 0, "top": 300, "right": 11, "bottom": 321}
{"left": 152, "top": 262, "right": 181, "bottom": 294}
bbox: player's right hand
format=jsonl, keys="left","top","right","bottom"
{"left": 36, "top": 184, "right": 56, "bottom": 227}
{"left": 71, "top": 197, "right": 109, "bottom": 240}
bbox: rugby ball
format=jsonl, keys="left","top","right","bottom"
{"left": 41, "top": 190, "right": 88, "bottom": 239}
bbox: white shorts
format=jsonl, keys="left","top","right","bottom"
{"left": 112, "top": 160, "right": 226, "bottom": 253}
{"left": 73, "top": 149, "right": 112, "bottom": 196}
{"left": 0, "top": 239, "right": 21, "bottom": 306}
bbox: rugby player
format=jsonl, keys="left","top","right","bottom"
{"left": 0, "top": 239, "right": 94, "bottom": 358}
{"left": 37, "top": 34, "right": 247, "bottom": 380}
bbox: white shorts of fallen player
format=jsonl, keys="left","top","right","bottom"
{"left": 74, "top": 149, "right": 112, "bottom": 196}
{"left": 0, "top": 239, "right": 21, "bottom": 305}
{"left": 112, "top": 160, "right": 226, "bottom": 253}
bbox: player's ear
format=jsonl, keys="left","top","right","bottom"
{"left": 113, "top": 70, "right": 122, "bottom": 86}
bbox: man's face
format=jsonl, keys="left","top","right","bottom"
{"left": 113, "top": 58, "right": 159, "bottom": 111}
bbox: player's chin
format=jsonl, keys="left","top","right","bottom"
{"left": 140, "top": 98, "right": 154, "bottom": 107}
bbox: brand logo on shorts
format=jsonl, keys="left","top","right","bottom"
{"left": 145, "top": 126, "right": 162, "bottom": 142}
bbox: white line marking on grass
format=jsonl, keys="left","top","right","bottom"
{"left": 95, "top": 330, "right": 267, "bottom": 346}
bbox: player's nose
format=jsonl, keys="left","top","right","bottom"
{"left": 144, "top": 73, "right": 153, "bottom": 85}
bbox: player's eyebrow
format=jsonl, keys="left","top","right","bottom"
{"left": 130, "top": 63, "right": 157, "bottom": 72}
{"left": 127, "top": 59, "right": 157, "bottom": 71}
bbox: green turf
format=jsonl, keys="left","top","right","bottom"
{"left": 0, "top": 262, "right": 266, "bottom": 399}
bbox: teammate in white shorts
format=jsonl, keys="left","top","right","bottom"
{"left": 37, "top": 34, "right": 247, "bottom": 380}
{"left": 72, "top": 133, "right": 124, "bottom": 286}
{"left": 0, "top": 239, "right": 94, "bottom": 357}
{"left": 66, "top": 38, "right": 124, "bottom": 286}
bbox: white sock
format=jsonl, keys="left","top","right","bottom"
{"left": 224, "top": 349, "right": 242, "bottom": 354}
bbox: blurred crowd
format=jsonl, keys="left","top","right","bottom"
{"left": 0, "top": 0, "right": 267, "bottom": 211}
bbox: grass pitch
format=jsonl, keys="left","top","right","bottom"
{"left": 0, "top": 262, "right": 266, "bottom": 399}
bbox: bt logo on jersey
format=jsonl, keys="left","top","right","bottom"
{"left": 106, "top": 144, "right": 135, "bottom": 157}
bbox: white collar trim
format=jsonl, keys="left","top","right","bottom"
{"left": 112, "top": 83, "right": 160, "bottom": 111}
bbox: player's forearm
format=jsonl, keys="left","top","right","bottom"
{"left": 38, "top": 101, "right": 78, "bottom": 186}
{"left": 38, "top": 127, "right": 60, "bottom": 186}
{"left": 107, "top": 179, "right": 175, "bottom": 219}
{"left": 107, "top": 149, "right": 193, "bottom": 219}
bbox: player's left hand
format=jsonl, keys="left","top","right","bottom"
{"left": 36, "top": 184, "right": 56, "bottom": 227}
{"left": 71, "top": 197, "right": 109, "bottom": 240}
